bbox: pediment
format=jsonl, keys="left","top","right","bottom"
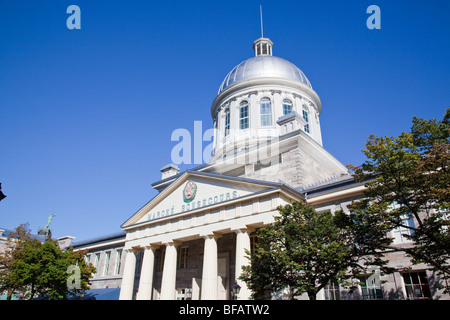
{"left": 121, "top": 171, "right": 289, "bottom": 229}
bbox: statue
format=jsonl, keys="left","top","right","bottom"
{"left": 38, "top": 213, "right": 55, "bottom": 237}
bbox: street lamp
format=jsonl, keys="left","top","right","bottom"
{"left": 185, "top": 288, "right": 192, "bottom": 300}
{"left": 231, "top": 281, "right": 241, "bottom": 300}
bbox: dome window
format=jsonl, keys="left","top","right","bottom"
{"left": 260, "top": 98, "right": 273, "bottom": 126}
{"left": 282, "top": 99, "right": 293, "bottom": 115}
{"left": 302, "top": 106, "right": 310, "bottom": 133}
{"left": 224, "top": 108, "right": 231, "bottom": 137}
{"left": 239, "top": 101, "right": 249, "bottom": 130}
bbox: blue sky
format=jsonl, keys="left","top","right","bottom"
{"left": 0, "top": 0, "right": 448, "bottom": 242}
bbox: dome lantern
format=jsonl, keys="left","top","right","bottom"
{"left": 253, "top": 37, "right": 273, "bottom": 56}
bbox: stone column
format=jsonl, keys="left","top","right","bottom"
{"left": 160, "top": 242, "right": 178, "bottom": 300}
{"left": 119, "top": 248, "right": 138, "bottom": 300}
{"left": 201, "top": 234, "right": 219, "bottom": 300}
{"left": 235, "top": 228, "right": 251, "bottom": 300}
{"left": 137, "top": 245, "right": 157, "bottom": 300}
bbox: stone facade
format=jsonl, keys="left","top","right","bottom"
{"left": 71, "top": 232, "right": 126, "bottom": 290}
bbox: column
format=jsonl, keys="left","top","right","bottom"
{"left": 201, "top": 234, "right": 219, "bottom": 300}
{"left": 235, "top": 228, "right": 251, "bottom": 300}
{"left": 119, "top": 248, "right": 137, "bottom": 300}
{"left": 137, "top": 245, "right": 157, "bottom": 300}
{"left": 160, "top": 242, "right": 178, "bottom": 300}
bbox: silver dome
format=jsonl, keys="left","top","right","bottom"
{"left": 218, "top": 55, "right": 312, "bottom": 94}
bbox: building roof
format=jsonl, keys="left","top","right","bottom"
{"left": 218, "top": 55, "right": 312, "bottom": 95}
{"left": 71, "top": 231, "right": 126, "bottom": 249}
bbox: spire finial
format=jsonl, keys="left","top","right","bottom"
{"left": 260, "top": 5, "right": 264, "bottom": 38}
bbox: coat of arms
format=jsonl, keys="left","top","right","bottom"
{"left": 183, "top": 180, "right": 197, "bottom": 203}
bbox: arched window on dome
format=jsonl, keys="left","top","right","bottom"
{"left": 224, "top": 108, "right": 230, "bottom": 137}
{"left": 239, "top": 101, "right": 249, "bottom": 130}
{"left": 260, "top": 97, "right": 272, "bottom": 126}
{"left": 302, "top": 106, "right": 310, "bottom": 133}
{"left": 282, "top": 99, "right": 293, "bottom": 115}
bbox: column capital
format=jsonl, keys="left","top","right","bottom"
{"left": 163, "top": 240, "right": 182, "bottom": 247}
{"left": 233, "top": 227, "right": 255, "bottom": 234}
{"left": 124, "top": 246, "right": 140, "bottom": 254}
{"left": 143, "top": 243, "right": 160, "bottom": 250}
{"left": 201, "top": 233, "right": 222, "bottom": 241}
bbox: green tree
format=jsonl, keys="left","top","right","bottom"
{"left": 0, "top": 224, "right": 95, "bottom": 300}
{"left": 0, "top": 224, "right": 32, "bottom": 299}
{"left": 240, "top": 201, "right": 392, "bottom": 300}
{"left": 351, "top": 108, "right": 450, "bottom": 284}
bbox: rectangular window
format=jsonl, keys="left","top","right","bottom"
{"left": 104, "top": 251, "right": 111, "bottom": 276}
{"left": 224, "top": 110, "right": 230, "bottom": 136}
{"left": 436, "top": 207, "right": 449, "bottom": 232}
{"left": 250, "top": 234, "right": 258, "bottom": 256}
{"left": 282, "top": 100, "right": 292, "bottom": 115}
{"left": 302, "top": 109, "right": 310, "bottom": 133}
{"left": 240, "top": 105, "right": 249, "bottom": 129}
{"left": 360, "top": 274, "right": 383, "bottom": 300}
{"left": 324, "top": 280, "right": 340, "bottom": 300}
{"left": 402, "top": 271, "right": 432, "bottom": 299}
{"left": 94, "top": 253, "right": 100, "bottom": 267}
{"left": 115, "top": 249, "right": 122, "bottom": 275}
{"left": 392, "top": 214, "right": 415, "bottom": 244}
{"left": 260, "top": 99, "right": 272, "bottom": 126}
{"left": 178, "top": 247, "right": 188, "bottom": 269}
{"left": 94, "top": 253, "right": 100, "bottom": 276}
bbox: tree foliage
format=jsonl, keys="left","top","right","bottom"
{"left": 0, "top": 224, "right": 95, "bottom": 300}
{"left": 240, "top": 201, "right": 392, "bottom": 300}
{"left": 351, "top": 108, "right": 450, "bottom": 282}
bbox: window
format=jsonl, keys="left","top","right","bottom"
{"left": 250, "top": 234, "right": 258, "bottom": 256}
{"left": 260, "top": 98, "right": 272, "bottom": 126}
{"left": 94, "top": 253, "right": 100, "bottom": 267}
{"left": 115, "top": 249, "right": 122, "bottom": 275}
{"left": 178, "top": 247, "right": 188, "bottom": 269}
{"left": 324, "top": 280, "right": 340, "bottom": 300}
{"left": 282, "top": 99, "right": 293, "bottom": 115}
{"left": 94, "top": 253, "right": 100, "bottom": 276}
{"left": 436, "top": 207, "right": 450, "bottom": 232}
{"left": 224, "top": 109, "right": 230, "bottom": 136}
{"left": 239, "top": 101, "right": 249, "bottom": 130}
{"left": 389, "top": 202, "right": 415, "bottom": 244}
{"left": 392, "top": 214, "right": 415, "bottom": 243}
{"left": 302, "top": 106, "right": 310, "bottom": 133}
{"left": 103, "top": 251, "right": 111, "bottom": 276}
{"left": 402, "top": 271, "right": 431, "bottom": 299}
{"left": 359, "top": 274, "right": 383, "bottom": 300}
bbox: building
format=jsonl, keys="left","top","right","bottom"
{"left": 72, "top": 36, "right": 449, "bottom": 300}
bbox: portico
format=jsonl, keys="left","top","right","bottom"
{"left": 119, "top": 171, "right": 304, "bottom": 300}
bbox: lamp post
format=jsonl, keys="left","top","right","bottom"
{"left": 231, "top": 281, "right": 241, "bottom": 300}
{"left": 185, "top": 288, "right": 192, "bottom": 300}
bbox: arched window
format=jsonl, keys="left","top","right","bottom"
{"left": 282, "top": 99, "right": 293, "bottom": 115}
{"left": 239, "top": 101, "right": 249, "bottom": 130}
{"left": 260, "top": 98, "right": 272, "bottom": 126}
{"left": 302, "top": 106, "right": 310, "bottom": 133}
{"left": 224, "top": 108, "right": 230, "bottom": 136}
